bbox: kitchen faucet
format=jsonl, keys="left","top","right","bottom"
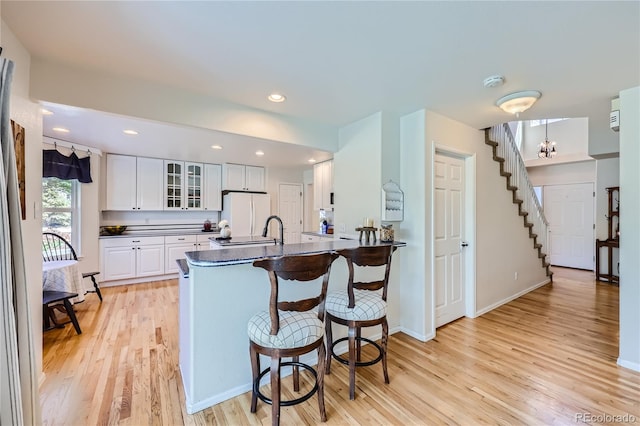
{"left": 262, "top": 215, "right": 284, "bottom": 245}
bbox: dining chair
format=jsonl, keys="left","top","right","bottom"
{"left": 43, "top": 290, "right": 82, "bottom": 334}
{"left": 249, "top": 252, "right": 339, "bottom": 426}
{"left": 42, "top": 232, "right": 103, "bottom": 301}
{"left": 324, "top": 244, "right": 397, "bottom": 400}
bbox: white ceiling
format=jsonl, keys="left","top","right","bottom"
{"left": 2, "top": 1, "right": 639, "bottom": 164}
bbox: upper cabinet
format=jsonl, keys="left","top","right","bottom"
{"left": 313, "top": 160, "right": 333, "bottom": 210}
{"left": 105, "top": 154, "right": 222, "bottom": 211}
{"left": 222, "top": 163, "right": 265, "bottom": 192}
{"left": 203, "top": 163, "right": 222, "bottom": 211}
{"left": 106, "top": 154, "right": 163, "bottom": 210}
{"left": 164, "top": 161, "right": 204, "bottom": 210}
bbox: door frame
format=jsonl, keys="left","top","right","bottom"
{"left": 432, "top": 145, "right": 477, "bottom": 330}
{"left": 278, "top": 182, "right": 303, "bottom": 243}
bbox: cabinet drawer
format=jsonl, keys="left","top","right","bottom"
{"left": 101, "top": 236, "right": 165, "bottom": 248}
{"left": 165, "top": 235, "right": 197, "bottom": 244}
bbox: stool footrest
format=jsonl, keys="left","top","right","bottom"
{"left": 331, "top": 336, "right": 383, "bottom": 367}
{"left": 254, "top": 361, "right": 318, "bottom": 407}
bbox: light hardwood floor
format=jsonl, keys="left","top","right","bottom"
{"left": 41, "top": 268, "right": 640, "bottom": 425}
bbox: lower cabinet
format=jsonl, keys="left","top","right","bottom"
{"left": 100, "top": 236, "right": 165, "bottom": 281}
{"left": 101, "top": 234, "right": 214, "bottom": 282}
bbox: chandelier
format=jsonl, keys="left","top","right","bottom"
{"left": 538, "top": 119, "right": 557, "bottom": 159}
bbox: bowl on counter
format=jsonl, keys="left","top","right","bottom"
{"left": 102, "top": 225, "right": 127, "bottom": 235}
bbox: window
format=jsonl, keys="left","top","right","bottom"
{"left": 42, "top": 177, "right": 81, "bottom": 251}
{"left": 529, "top": 118, "right": 568, "bottom": 127}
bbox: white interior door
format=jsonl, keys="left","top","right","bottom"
{"left": 434, "top": 153, "right": 466, "bottom": 328}
{"left": 279, "top": 183, "right": 302, "bottom": 244}
{"left": 544, "top": 183, "right": 595, "bottom": 270}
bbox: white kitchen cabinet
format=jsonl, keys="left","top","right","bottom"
{"left": 100, "top": 236, "right": 165, "bottom": 281}
{"left": 313, "top": 160, "right": 333, "bottom": 210}
{"left": 164, "top": 161, "right": 204, "bottom": 210}
{"left": 203, "top": 163, "right": 222, "bottom": 211}
{"left": 164, "top": 234, "right": 211, "bottom": 274}
{"left": 222, "top": 163, "right": 265, "bottom": 191}
{"left": 106, "top": 154, "right": 164, "bottom": 211}
{"left": 165, "top": 235, "right": 197, "bottom": 274}
{"left": 136, "top": 157, "right": 164, "bottom": 210}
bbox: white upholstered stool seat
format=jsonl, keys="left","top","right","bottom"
{"left": 248, "top": 310, "right": 323, "bottom": 349}
{"left": 325, "top": 290, "right": 386, "bottom": 321}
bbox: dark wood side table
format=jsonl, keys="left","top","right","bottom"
{"left": 595, "top": 238, "right": 619, "bottom": 284}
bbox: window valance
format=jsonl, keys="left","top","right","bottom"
{"left": 43, "top": 149, "right": 92, "bottom": 183}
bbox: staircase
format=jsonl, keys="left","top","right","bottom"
{"left": 485, "top": 124, "right": 553, "bottom": 279}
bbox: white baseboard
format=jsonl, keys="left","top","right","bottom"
{"left": 475, "top": 278, "right": 551, "bottom": 317}
{"left": 399, "top": 327, "right": 434, "bottom": 342}
{"left": 39, "top": 372, "right": 46, "bottom": 388}
{"left": 99, "top": 273, "right": 178, "bottom": 287}
{"left": 617, "top": 357, "right": 640, "bottom": 372}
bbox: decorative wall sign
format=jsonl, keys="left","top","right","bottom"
{"left": 11, "top": 120, "right": 25, "bottom": 220}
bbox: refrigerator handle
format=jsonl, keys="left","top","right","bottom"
{"left": 250, "top": 197, "right": 254, "bottom": 236}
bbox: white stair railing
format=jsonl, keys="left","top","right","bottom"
{"left": 487, "top": 123, "right": 549, "bottom": 255}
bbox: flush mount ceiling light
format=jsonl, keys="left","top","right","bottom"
{"left": 496, "top": 90, "right": 541, "bottom": 115}
{"left": 123, "top": 129, "right": 138, "bottom": 135}
{"left": 255, "top": 150, "right": 265, "bottom": 156}
{"left": 308, "top": 158, "right": 317, "bottom": 163}
{"left": 268, "top": 93, "right": 286, "bottom": 103}
{"left": 211, "top": 144, "right": 223, "bottom": 150}
{"left": 52, "top": 127, "right": 69, "bottom": 133}
{"left": 41, "top": 108, "right": 54, "bottom": 115}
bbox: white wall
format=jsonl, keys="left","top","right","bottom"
{"left": 521, "top": 118, "right": 589, "bottom": 161}
{"left": 334, "top": 112, "right": 382, "bottom": 238}
{"left": 399, "top": 110, "right": 429, "bottom": 339}
{"left": 527, "top": 160, "right": 596, "bottom": 187}
{"left": 333, "top": 112, "right": 407, "bottom": 331}
{"left": 2, "top": 20, "right": 43, "bottom": 424}
{"left": 426, "top": 111, "right": 549, "bottom": 313}
{"left": 618, "top": 86, "right": 640, "bottom": 372}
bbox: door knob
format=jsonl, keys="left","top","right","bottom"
{"left": 461, "top": 242, "right": 469, "bottom": 247}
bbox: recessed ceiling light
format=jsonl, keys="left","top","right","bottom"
{"left": 255, "top": 150, "right": 265, "bottom": 156}
{"left": 123, "top": 129, "right": 138, "bottom": 135}
{"left": 52, "top": 127, "right": 69, "bottom": 133}
{"left": 308, "top": 158, "right": 317, "bottom": 163}
{"left": 211, "top": 145, "right": 223, "bottom": 150}
{"left": 41, "top": 108, "right": 54, "bottom": 115}
{"left": 268, "top": 93, "right": 286, "bottom": 103}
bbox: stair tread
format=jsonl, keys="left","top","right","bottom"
{"left": 494, "top": 157, "right": 506, "bottom": 162}
{"left": 486, "top": 140, "right": 499, "bottom": 147}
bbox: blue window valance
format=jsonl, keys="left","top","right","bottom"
{"left": 42, "top": 149, "right": 92, "bottom": 183}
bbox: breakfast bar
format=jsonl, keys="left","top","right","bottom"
{"left": 180, "top": 239, "right": 404, "bottom": 414}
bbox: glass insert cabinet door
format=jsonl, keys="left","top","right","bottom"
{"left": 164, "top": 160, "right": 204, "bottom": 210}
{"left": 165, "top": 161, "right": 183, "bottom": 209}
{"left": 186, "top": 163, "right": 203, "bottom": 209}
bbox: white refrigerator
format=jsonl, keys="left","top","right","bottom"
{"left": 221, "top": 193, "right": 271, "bottom": 237}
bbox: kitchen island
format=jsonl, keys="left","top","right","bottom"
{"left": 180, "top": 239, "right": 404, "bottom": 414}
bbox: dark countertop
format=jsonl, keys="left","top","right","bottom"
{"left": 100, "top": 230, "right": 220, "bottom": 239}
{"left": 176, "top": 259, "right": 190, "bottom": 278}
{"left": 208, "top": 235, "right": 276, "bottom": 246}
{"left": 186, "top": 239, "right": 406, "bottom": 267}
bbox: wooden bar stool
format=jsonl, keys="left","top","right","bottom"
{"left": 325, "top": 245, "right": 396, "bottom": 400}
{"left": 249, "top": 252, "right": 339, "bottom": 426}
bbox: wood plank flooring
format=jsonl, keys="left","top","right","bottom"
{"left": 40, "top": 268, "right": 640, "bottom": 425}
